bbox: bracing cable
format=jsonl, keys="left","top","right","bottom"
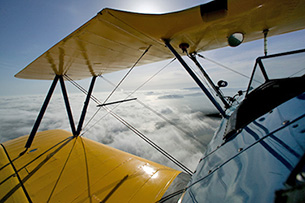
{"left": 197, "top": 54, "right": 250, "bottom": 79}
{"left": 64, "top": 58, "right": 193, "bottom": 175}
{"left": 83, "top": 57, "right": 176, "bottom": 134}
{"left": 64, "top": 74, "right": 104, "bottom": 134}
{"left": 135, "top": 100, "right": 207, "bottom": 147}
{"left": 82, "top": 45, "right": 153, "bottom": 133}
{"left": 66, "top": 76, "right": 194, "bottom": 175}
{"left": 102, "top": 105, "right": 193, "bottom": 175}
{"left": 185, "top": 56, "right": 222, "bottom": 107}
{"left": 102, "top": 45, "right": 151, "bottom": 104}
{"left": 98, "top": 61, "right": 208, "bottom": 147}
{"left": 123, "top": 58, "right": 176, "bottom": 99}
{"left": 64, "top": 74, "right": 101, "bottom": 104}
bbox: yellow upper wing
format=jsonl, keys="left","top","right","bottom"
{"left": 15, "top": 0, "right": 305, "bottom": 80}
{"left": 0, "top": 129, "right": 184, "bottom": 202}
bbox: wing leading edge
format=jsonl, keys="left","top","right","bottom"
{"left": 15, "top": 0, "right": 305, "bottom": 80}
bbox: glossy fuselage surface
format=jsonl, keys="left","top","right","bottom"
{"left": 182, "top": 92, "right": 305, "bottom": 202}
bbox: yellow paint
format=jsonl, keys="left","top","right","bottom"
{"left": 0, "top": 130, "right": 181, "bottom": 202}
{"left": 0, "top": 146, "right": 28, "bottom": 202}
{"left": 15, "top": 0, "right": 305, "bottom": 80}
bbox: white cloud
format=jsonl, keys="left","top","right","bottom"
{"left": 0, "top": 88, "right": 220, "bottom": 171}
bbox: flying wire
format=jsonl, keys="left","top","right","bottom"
{"left": 197, "top": 54, "right": 250, "bottom": 79}
{"left": 185, "top": 54, "right": 222, "bottom": 106}
{"left": 102, "top": 45, "right": 151, "bottom": 105}
{"left": 64, "top": 74, "right": 101, "bottom": 104}
{"left": 98, "top": 60, "right": 208, "bottom": 147}
{"left": 102, "top": 105, "right": 193, "bottom": 175}
{"left": 64, "top": 56, "right": 194, "bottom": 175}
{"left": 81, "top": 45, "right": 153, "bottom": 132}
{"left": 65, "top": 76, "right": 193, "bottom": 175}
{"left": 82, "top": 57, "right": 176, "bottom": 135}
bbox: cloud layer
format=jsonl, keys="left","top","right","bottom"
{"left": 0, "top": 88, "right": 220, "bottom": 171}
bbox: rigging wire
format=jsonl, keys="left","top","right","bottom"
{"left": 102, "top": 105, "right": 193, "bottom": 175}
{"left": 185, "top": 56, "right": 222, "bottom": 106}
{"left": 197, "top": 54, "right": 250, "bottom": 80}
{"left": 64, "top": 74, "right": 101, "bottom": 104}
{"left": 82, "top": 58, "right": 176, "bottom": 135}
{"left": 90, "top": 78, "right": 206, "bottom": 147}
{"left": 64, "top": 60, "right": 194, "bottom": 175}
{"left": 123, "top": 58, "right": 176, "bottom": 99}
{"left": 64, "top": 77, "right": 193, "bottom": 175}
{"left": 64, "top": 74, "right": 104, "bottom": 134}
{"left": 81, "top": 45, "right": 153, "bottom": 133}
{"left": 98, "top": 60, "right": 208, "bottom": 147}
{"left": 135, "top": 100, "right": 207, "bottom": 147}
{"left": 102, "top": 45, "right": 151, "bottom": 105}
{"left": 184, "top": 49, "right": 228, "bottom": 108}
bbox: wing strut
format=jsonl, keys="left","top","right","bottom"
{"left": 22, "top": 75, "right": 97, "bottom": 151}
{"left": 76, "top": 76, "right": 97, "bottom": 136}
{"left": 59, "top": 76, "right": 77, "bottom": 136}
{"left": 164, "top": 40, "right": 227, "bottom": 118}
{"left": 189, "top": 52, "right": 230, "bottom": 109}
{"left": 24, "top": 75, "right": 59, "bottom": 149}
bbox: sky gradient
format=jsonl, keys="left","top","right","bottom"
{"left": 0, "top": 0, "right": 207, "bottom": 96}
{"left": 1, "top": 0, "right": 305, "bottom": 96}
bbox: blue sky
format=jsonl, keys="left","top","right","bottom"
{"left": 1, "top": 0, "right": 305, "bottom": 96}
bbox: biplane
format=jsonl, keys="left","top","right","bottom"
{"left": 1, "top": 0, "right": 305, "bottom": 202}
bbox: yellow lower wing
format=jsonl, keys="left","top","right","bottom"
{"left": 0, "top": 130, "right": 183, "bottom": 202}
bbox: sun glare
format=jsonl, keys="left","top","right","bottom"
{"left": 133, "top": 1, "right": 163, "bottom": 14}
{"left": 142, "top": 165, "right": 158, "bottom": 178}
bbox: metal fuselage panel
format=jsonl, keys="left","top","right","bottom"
{"left": 182, "top": 92, "right": 305, "bottom": 202}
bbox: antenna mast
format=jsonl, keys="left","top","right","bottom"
{"left": 263, "top": 29, "right": 269, "bottom": 56}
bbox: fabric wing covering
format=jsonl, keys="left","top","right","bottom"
{"left": 15, "top": 0, "right": 305, "bottom": 80}
{"left": 0, "top": 130, "right": 184, "bottom": 202}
